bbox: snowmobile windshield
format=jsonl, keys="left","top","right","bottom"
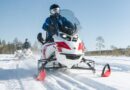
{"left": 59, "top": 9, "right": 81, "bottom": 35}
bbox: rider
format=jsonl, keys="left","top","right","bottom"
{"left": 22, "top": 38, "right": 31, "bottom": 50}
{"left": 42, "top": 4, "right": 74, "bottom": 42}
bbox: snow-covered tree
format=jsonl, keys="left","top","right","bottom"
{"left": 96, "top": 36, "right": 105, "bottom": 51}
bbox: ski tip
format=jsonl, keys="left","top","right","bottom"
{"left": 102, "top": 70, "right": 111, "bottom": 77}
{"left": 101, "top": 64, "right": 111, "bottom": 77}
{"left": 36, "top": 69, "right": 46, "bottom": 81}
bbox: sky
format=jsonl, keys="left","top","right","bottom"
{"left": 0, "top": 0, "right": 130, "bottom": 51}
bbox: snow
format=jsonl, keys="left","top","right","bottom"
{"left": 0, "top": 54, "right": 130, "bottom": 90}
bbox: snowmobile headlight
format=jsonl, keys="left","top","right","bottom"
{"left": 60, "top": 33, "right": 71, "bottom": 41}
{"left": 62, "top": 34, "right": 67, "bottom": 38}
{"left": 72, "top": 35, "right": 78, "bottom": 42}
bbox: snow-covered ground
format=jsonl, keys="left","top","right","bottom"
{"left": 0, "top": 54, "right": 130, "bottom": 90}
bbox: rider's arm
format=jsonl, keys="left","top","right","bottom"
{"left": 42, "top": 17, "right": 50, "bottom": 31}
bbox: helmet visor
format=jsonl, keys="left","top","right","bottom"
{"left": 50, "top": 7, "right": 60, "bottom": 15}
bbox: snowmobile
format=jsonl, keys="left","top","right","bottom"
{"left": 36, "top": 9, "right": 111, "bottom": 80}
{"left": 14, "top": 48, "right": 33, "bottom": 59}
{"left": 14, "top": 49, "right": 24, "bottom": 59}
{"left": 22, "top": 48, "right": 33, "bottom": 57}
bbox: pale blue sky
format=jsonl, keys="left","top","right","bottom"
{"left": 0, "top": 0, "right": 130, "bottom": 51}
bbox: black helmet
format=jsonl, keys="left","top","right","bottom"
{"left": 50, "top": 4, "right": 60, "bottom": 10}
{"left": 50, "top": 4, "right": 60, "bottom": 15}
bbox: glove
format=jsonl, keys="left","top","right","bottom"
{"left": 37, "top": 33, "right": 44, "bottom": 44}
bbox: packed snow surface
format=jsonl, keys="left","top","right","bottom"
{"left": 0, "top": 54, "right": 130, "bottom": 90}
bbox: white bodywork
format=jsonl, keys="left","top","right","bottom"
{"left": 41, "top": 32, "right": 85, "bottom": 68}
{"left": 14, "top": 49, "right": 33, "bottom": 59}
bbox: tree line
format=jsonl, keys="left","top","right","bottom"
{"left": 0, "top": 38, "right": 39, "bottom": 54}
{"left": 86, "top": 48, "right": 130, "bottom": 56}
{"left": 86, "top": 36, "right": 130, "bottom": 56}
